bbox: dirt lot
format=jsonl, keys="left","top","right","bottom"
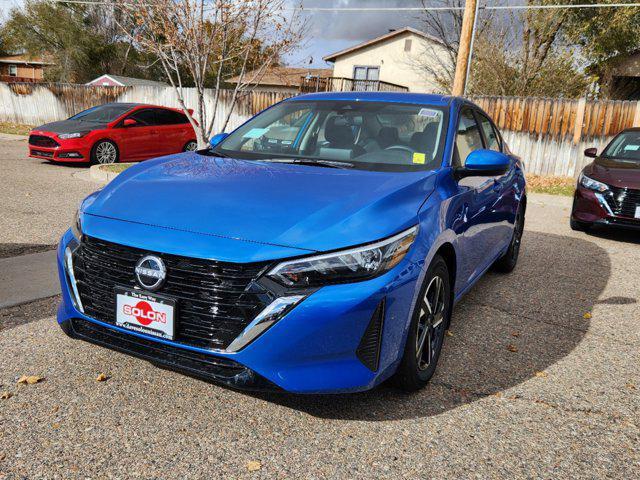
{"left": 0, "top": 137, "right": 638, "bottom": 479}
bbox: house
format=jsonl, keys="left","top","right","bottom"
{"left": 323, "top": 27, "right": 448, "bottom": 93}
{"left": 0, "top": 55, "right": 52, "bottom": 83}
{"left": 86, "top": 74, "right": 169, "bottom": 88}
{"left": 597, "top": 50, "right": 640, "bottom": 100}
{"left": 226, "top": 67, "right": 333, "bottom": 94}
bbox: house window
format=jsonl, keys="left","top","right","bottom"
{"left": 353, "top": 66, "right": 380, "bottom": 91}
{"left": 404, "top": 39, "right": 412, "bottom": 52}
{"left": 9, "top": 65, "right": 18, "bottom": 77}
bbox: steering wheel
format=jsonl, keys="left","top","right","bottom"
{"left": 384, "top": 145, "right": 414, "bottom": 153}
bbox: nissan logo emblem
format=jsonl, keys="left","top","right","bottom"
{"left": 134, "top": 255, "right": 166, "bottom": 291}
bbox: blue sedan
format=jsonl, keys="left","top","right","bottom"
{"left": 56, "top": 92, "right": 526, "bottom": 393}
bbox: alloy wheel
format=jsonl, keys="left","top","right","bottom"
{"left": 95, "top": 142, "right": 117, "bottom": 164}
{"left": 510, "top": 209, "right": 524, "bottom": 260}
{"left": 416, "top": 274, "right": 446, "bottom": 371}
{"left": 184, "top": 141, "right": 198, "bottom": 152}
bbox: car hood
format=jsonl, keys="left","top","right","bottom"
{"left": 33, "top": 120, "right": 106, "bottom": 135}
{"left": 84, "top": 153, "right": 436, "bottom": 252}
{"left": 587, "top": 157, "right": 640, "bottom": 190}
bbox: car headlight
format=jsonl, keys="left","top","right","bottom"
{"left": 267, "top": 226, "right": 418, "bottom": 287}
{"left": 579, "top": 173, "right": 608, "bottom": 193}
{"left": 59, "top": 132, "right": 87, "bottom": 139}
{"left": 71, "top": 208, "right": 83, "bottom": 240}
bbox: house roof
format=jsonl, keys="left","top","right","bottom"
{"left": 0, "top": 55, "right": 53, "bottom": 66}
{"left": 227, "top": 67, "right": 333, "bottom": 87}
{"left": 87, "top": 74, "right": 169, "bottom": 87}
{"left": 323, "top": 27, "right": 444, "bottom": 62}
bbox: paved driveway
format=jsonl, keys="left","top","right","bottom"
{"left": 0, "top": 138, "right": 638, "bottom": 478}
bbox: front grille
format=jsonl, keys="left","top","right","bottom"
{"left": 31, "top": 149, "right": 54, "bottom": 158}
{"left": 29, "top": 134, "right": 59, "bottom": 148}
{"left": 72, "top": 236, "right": 271, "bottom": 350}
{"left": 607, "top": 186, "right": 640, "bottom": 218}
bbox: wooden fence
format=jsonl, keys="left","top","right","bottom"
{"left": 471, "top": 96, "right": 640, "bottom": 177}
{"left": 1, "top": 82, "right": 639, "bottom": 177}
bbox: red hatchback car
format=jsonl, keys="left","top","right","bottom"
{"left": 28, "top": 103, "right": 197, "bottom": 164}
{"left": 571, "top": 128, "right": 640, "bottom": 231}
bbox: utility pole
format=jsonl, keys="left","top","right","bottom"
{"left": 452, "top": 0, "right": 478, "bottom": 96}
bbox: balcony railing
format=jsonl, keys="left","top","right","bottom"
{"left": 0, "top": 75, "right": 43, "bottom": 83}
{"left": 299, "top": 76, "right": 408, "bottom": 93}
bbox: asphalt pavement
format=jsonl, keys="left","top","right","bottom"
{"left": 0, "top": 138, "right": 638, "bottom": 479}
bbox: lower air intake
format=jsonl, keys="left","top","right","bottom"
{"left": 356, "top": 298, "right": 385, "bottom": 371}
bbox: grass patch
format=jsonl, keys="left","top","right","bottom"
{"left": 527, "top": 174, "right": 576, "bottom": 196}
{"left": 0, "top": 122, "right": 33, "bottom": 136}
{"left": 99, "top": 163, "right": 134, "bottom": 174}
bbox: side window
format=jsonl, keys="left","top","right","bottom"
{"left": 155, "top": 109, "right": 189, "bottom": 125}
{"left": 454, "top": 108, "right": 483, "bottom": 167}
{"left": 129, "top": 109, "right": 157, "bottom": 126}
{"left": 476, "top": 112, "right": 501, "bottom": 152}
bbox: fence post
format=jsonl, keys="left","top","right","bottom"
{"left": 633, "top": 101, "right": 640, "bottom": 127}
{"left": 573, "top": 97, "right": 586, "bottom": 145}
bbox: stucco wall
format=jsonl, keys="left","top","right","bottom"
{"left": 330, "top": 31, "right": 448, "bottom": 93}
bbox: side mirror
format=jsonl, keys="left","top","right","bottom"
{"left": 456, "top": 149, "right": 511, "bottom": 179}
{"left": 123, "top": 118, "right": 138, "bottom": 127}
{"left": 209, "top": 132, "right": 229, "bottom": 149}
{"left": 584, "top": 147, "right": 597, "bottom": 158}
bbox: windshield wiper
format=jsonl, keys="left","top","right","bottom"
{"left": 259, "top": 158, "right": 354, "bottom": 169}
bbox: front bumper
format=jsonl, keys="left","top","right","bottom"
{"left": 29, "top": 135, "right": 90, "bottom": 162}
{"left": 571, "top": 185, "right": 640, "bottom": 229}
{"left": 56, "top": 229, "right": 424, "bottom": 394}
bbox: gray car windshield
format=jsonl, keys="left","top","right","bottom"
{"left": 602, "top": 130, "right": 640, "bottom": 161}
{"left": 212, "top": 100, "right": 448, "bottom": 172}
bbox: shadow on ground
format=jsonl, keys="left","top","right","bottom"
{"left": 584, "top": 226, "right": 640, "bottom": 245}
{"left": 0, "top": 243, "right": 55, "bottom": 259}
{"left": 249, "top": 230, "right": 611, "bottom": 420}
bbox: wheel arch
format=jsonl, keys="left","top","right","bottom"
{"left": 433, "top": 242, "right": 456, "bottom": 307}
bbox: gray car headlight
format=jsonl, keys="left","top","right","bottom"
{"left": 266, "top": 226, "right": 418, "bottom": 287}
{"left": 579, "top": 173, "right": 608, "bottom": 193}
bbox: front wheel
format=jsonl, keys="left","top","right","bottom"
{"left": 493, "top": 201, "right": 525, "bottom": 273}
{"left": 91, "top": 140, "right": 119, "bottom": 165}
{"left": 394, "top": 255, "right": 451, "bottom": 392}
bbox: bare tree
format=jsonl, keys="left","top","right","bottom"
{"left": 113, "top": 0, "right": 304, "bottom": 147}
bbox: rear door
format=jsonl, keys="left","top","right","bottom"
{"left": 153, "top": 108, "right": 191, "bottom": 155}
{"left": 118, "top": 108, "right": 160, "bottom": 161}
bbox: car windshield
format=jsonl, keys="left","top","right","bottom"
{"left": 69, "top": 104, "right": 133, "bottom": 123}
{"left": 602, "top": 130, "right": 640, "bottom": 161}
{"left": 210, "top": 100, "right": 448, "bottom": 172}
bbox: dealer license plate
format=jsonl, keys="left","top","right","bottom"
{"left": 115, "top": 287, "right": 176, "bottom": 340}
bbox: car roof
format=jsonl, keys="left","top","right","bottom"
{"left": 100, "top": 102, "right": 180, "bottom": 111}
{"left": 286, "top": 91, "right": 456, "bottom": 107}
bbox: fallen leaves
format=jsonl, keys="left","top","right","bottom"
{"left": 1, "top": 391, "right": 12, "bottom": 400}
{"left": 96, "top": 373, "right": 110, "bottom": 382}
{"left": 247, "top": 460, "right": 262, "bottom": 472}
{"left": 445, "top": 330, "right": 453, "bottom": 337}
{"left": 17, "top": 375, "right": 44, "bottom": 385}
{"left": 506, "top": 344, "right": 518, "bottom": 353}
{"left": 535, "top": 371, "right": 548, "bottom": 378}
{"left": 583, "top": 312, "right": 592, "bottom": 319}
{"left": 511, "top": 331, "right": 520, "bottom": 338}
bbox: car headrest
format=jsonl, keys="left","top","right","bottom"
{"left": 378, "top": 127, "right": 399, "bottom": 148}
{"left": 410, "top": 122, "right": 439, "bottom": 153}
{"left": 325, "top": 117, "right": 354, "bottom": 147}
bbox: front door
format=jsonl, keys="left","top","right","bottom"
{"left": 118, "top": 109, "right": 160, "bottom": 161}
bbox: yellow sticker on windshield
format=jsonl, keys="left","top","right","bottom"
{"left": 412, "top": 152, "right": 426, "bottom": 164}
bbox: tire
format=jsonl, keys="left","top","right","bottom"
{"left": 393, "top": 255, "right": 451, "bottom": 392}
{"left": 493, "top": 201, "right": 525, "bottom": 273}
{"left": 183, "top": 140, "right": 198, "bottom": 152}
{"left": 90, "top": 140, "right": 119, "bottom": 165}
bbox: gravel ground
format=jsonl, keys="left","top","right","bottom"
{"left": 0, "top": 135, "right": 100, "bottom": 246}
{"left": 0, "top": 138, "right": 639, "bottom": 478}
